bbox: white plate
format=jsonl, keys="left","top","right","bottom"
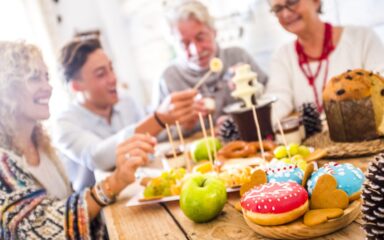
{"left": 126, "top": 186, "right": 240, "bottom": 207}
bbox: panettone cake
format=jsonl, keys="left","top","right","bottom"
{"left": 323, "top": 69, "right": 384, "bottom": 142}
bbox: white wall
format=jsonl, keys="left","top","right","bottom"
{"left": 43, "top": 0, "right": 384, "bottom": 108}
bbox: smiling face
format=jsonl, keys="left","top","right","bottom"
{"left": 270, "top": 0, "right": 321, "bottom": 35}
{"left": 16, "top": 58, "right": 52, "bottom": 123}
{"left": 175, "top": 17, "right": 217, "bottom": 70}
{"left": 73, "top": 49, "right": 118, "bottom": 109}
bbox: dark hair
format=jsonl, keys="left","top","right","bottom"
{"left": 59, "top": 38, "right": 101, "bottom": 83}
{"left": 317, "top": 2, "right": 323, "bottom": 14}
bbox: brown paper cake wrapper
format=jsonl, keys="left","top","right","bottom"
{"left": 324, "top": 98, "right": 379, "bottom": 142}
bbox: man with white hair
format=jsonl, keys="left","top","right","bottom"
{"left": 153, "top": 0, "right": 268, "bottom": 133}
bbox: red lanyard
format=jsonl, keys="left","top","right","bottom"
{"left": 295, "top": 22, "right": 335, "bottom": 113}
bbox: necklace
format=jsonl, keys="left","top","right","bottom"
{"left": 295, "top": 22, "right": 335, "bottom": 113}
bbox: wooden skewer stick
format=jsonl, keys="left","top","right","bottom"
{"left": 275, "top": 117, "right": 291, "bottom": 158}
{"left": 193, "top": 71, "right": 212, "bottom": 90}
{"left": 198, "top": 113, "right": 213, "bottom": 164}
{"left": 208, "top": 114, "right": 217, "bottom": 162}
{"left": 251, "top": 105, "right": 265, "bottom": 163}
{"left": 165, "top": 124, "right": 178, "bottom": 163}
{"left": 175, "top": 121, "right": 191, "bottom": 172}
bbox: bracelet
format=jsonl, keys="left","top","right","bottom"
{"left": 90, "top": 187, "right": 107, "bottom": 207}
{"left": 103, "top": 177, "right": 116, "bottom": 199}
{"left": 154, "top": 111, "right": 166, "bottom": 129}
{"left": 95, "top": 182, "right": 116, "bottom": 205}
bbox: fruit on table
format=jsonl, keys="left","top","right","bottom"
{"left": 273, "top": 144, "right": 311, "bottom": 159}
{"left": 180, "top": 173, "right": 227, "bottom": 223}
{"left": 193, "top": 161, "right": 213, "bottom": 174}
{"left": 191, "top": 137, "right": 222, "bottom": 162}
{"left": 143, "top": 168, "right": 186, "bottom": 198}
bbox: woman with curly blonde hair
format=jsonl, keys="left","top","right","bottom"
{"left": 0, "top": 41, "right": 156, "bottom": 239}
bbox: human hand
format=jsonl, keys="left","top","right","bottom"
{"left": 156, "top": 89, "right": 197, "bottom": 125}
{"left": 113, "top": 134, "right": 157, "bottom": 189}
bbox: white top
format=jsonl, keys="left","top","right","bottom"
{"left": 52, "top": 95, "right": 144, "bottom": 191}
{"left": 266, "top": 25, "right": 384, "bottom": 121}
{"left": 22, "top": 150, "right": 71, "bottom": 199}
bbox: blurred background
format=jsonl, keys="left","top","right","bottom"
{"left": 1, "top": 0, "right": 384, "bottom": 116}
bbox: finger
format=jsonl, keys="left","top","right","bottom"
{"left": 121, "top": 134, "right": 157, "bottom": 146}
{"left": 171, "top": 89, "right": 197, "bottom": 101}
{"left": 128, "top": 149, "right": 149, "bottom": 161}
{"left": 171, "top": 98, "right": 195, "bottom": 110}
{"left": 116, "top": 141, "right": 155, "bottom": 155}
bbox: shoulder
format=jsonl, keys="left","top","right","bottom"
{"left": 221, "top": 46, "right": 252, "bottom": 60}
{"left": 0, "top": 148, "right": 36, "bottom": 190}
{"left": 341, "top": 25, "right": 379, "bottom": 42}
{"left": 161, "top": 60, "right": 182, "bottom": 79}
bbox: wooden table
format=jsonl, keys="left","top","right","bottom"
{"left": 101, "top": 144, "right": 372, "bottom": 239}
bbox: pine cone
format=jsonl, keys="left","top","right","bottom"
{"left": 300, "top": 103, "right": 322, "bottom": 138}
{"left": 219, "top": 118, "right": 240, "bottom": 142}
{"left": 362, "top": 153, "right": 384, "bottom": 240}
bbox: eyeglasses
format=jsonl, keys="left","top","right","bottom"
{"left": 270, "top": 0, "right": 300, "bottom": 15}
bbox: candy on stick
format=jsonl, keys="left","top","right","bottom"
{"left": 193, "top": 58, "right": 223, "bottom": 90}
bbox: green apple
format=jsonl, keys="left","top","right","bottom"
{"left": 180, "top": 173, "right": 227, "bottom": 223}
{"left": 191, "top": 137, "right": 222, "bottom": 162}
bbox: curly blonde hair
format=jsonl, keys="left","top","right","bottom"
{"left": 0, "top": 41, "right": 69, "bottom": 184}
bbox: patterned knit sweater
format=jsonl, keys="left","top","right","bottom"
{"left": 0, "top": 148, "right": 106, "bottom": 239}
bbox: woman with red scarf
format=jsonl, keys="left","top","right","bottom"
{"left": 266, "top": 0, "right": 384, "bottom": 121}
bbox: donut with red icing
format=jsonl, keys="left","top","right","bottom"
{"left": 240, "top": 182, "right": 309, "bottom": 226}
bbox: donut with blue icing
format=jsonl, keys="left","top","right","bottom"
{"left": 307, "top": 162, "right": 365, "bottom": 196}
{"left": 266, "top": 162, "right": 304, "bottom": 185}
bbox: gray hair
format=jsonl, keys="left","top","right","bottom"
{"left": 167, "top": 0, "right": 215, "bottom": 30}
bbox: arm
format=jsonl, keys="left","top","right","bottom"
{"left": 0, "top": 135, "right": 155, "bottom": 239}
{"left": 53, "top": 119, "right": 135, "bottom": 171}
{"left": 361, "top": 27, "right": 384, "bottom": 73}
{"left": 0, "top": 152, "right": 102, "bottom": 239}
{"left": 266, "top": 47, "right": 295, "bottom": 122}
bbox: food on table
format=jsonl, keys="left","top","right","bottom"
{"left": 240, "top": 169, "right": 267, "bottom": 196}
{"left": 143, "top": 168, "right": 186, "bottom": 198}
{"left": 218, "top": 166, "right": 252, "bottom": 188}
{"left": 362, "top": 153, "right": 384, "bottom": 239}
{"left": 303, "top": 208, "right": 344, "bottom": 226}
{"left": 241, "top": 182, "right": 309, "bottom": 226}
{"left": 231, "top": 64, "right": 264, "bottom": 108}
{"left": 273, "top": 144, "right": 311, "bottom": 159}
{"left": 323, "top": 69, "right": 384, "bottom": 142}
{"left": 266, "top": 162, "right": 304, "bottom": 185}
{"left": 163, "top": 146, "right": 187, "bottom": 168}
{"left": 218, "top": 140, "right": 276, "bottom": 160}
{"left": 190, "top": 137, "right": 222, "bottom": 162}
{"left": 307, "top": 162, "right": 365, "bottom": 200}
{"left": 309, "top": 174, "right": 349, "bottom": 210}
{"left": 192, "top": 161, "right": 214, "bottom": 174}
{"left": 180, "top": 173, "right": 227, "bottom": 223}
